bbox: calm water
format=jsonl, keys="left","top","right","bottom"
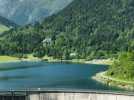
{"left": 0, "top": 61, "right": 123, "bottom": 91}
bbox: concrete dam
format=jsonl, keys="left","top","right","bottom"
{"left": 0, "top": 90, "right": 134, "bottom": 100}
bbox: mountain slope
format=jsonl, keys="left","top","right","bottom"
{"left": 0, "top": 24, "right": 9, "bottom": 33}
{"left": 0, "top": 16, "right": 17, "bottom": 33}
{"left": 41, "top": 0, "right": 134, "bottom": 50}
{"left": 0, "top": 16, "right": 17, "bottom": 27}
{"left": 0, "top": 0, "right": 134, "bottom": 59}
{"left": 0, "top": 0, "right": 73, "bottom": 25}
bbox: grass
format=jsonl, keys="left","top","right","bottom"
{"left": 0, "top": 54, "right": 113, "bottom": 65}
{"left": 103, "top": 72, "right": 134, "bottom": 84}
{"left": 0, "top": 24, "right": 10, "bottom": 33}
{"left": 0, "top": 56, "right": 19, "bottom": 62}
{"left": 93, "top": 71, "right": 134, "bottom": 90}
{"left": 0, "top": 54, "right": 49, "bottom": 62}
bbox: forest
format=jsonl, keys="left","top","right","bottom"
{"left": 0, "top": 0, "right": 134, "bottom": 59}
{"left": 0, "top": 0, "right": 133, "bottom": 79}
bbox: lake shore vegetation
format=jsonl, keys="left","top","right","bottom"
{"left": 93, "top": 52, "right": 134, "bottom": 90}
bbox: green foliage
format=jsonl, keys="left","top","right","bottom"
{"left": 33, "top": 48, "right": 45, "bottom": 58}
{"left": 0, "top": 24, "right": 10, "bottom": 33}
{"left": 0, "top": 0, "right": 134, "bottom": 60}
{"left": 107, "top": 52, "right": 134, "bottom": 80}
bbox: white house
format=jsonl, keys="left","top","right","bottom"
{"left": 42, "top": 38, "right": 52, "bottom": 46}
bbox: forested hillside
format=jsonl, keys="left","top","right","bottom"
{"left": 0, "top": 0, "right": 134, "bottom": 59}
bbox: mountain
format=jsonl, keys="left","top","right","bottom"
{"left": 0, "top": 0, "right": 73, "bottom": 25}
{"left": 0, "top": 16, "right": 17, "bottom": 27}
{"left": 0, "top": 24, "right": 9, "bottom": 33}
{"left": 0, "top": 16, "right": 17, "bottom": 33}
{"left": 0, "top": 0, "right": 134, "bottom": 59}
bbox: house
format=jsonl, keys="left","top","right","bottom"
{"left": 42, "top": 37, "right": 52, "bottom": 46}
{"left": 70, "top": 52, "right": 77, "bottom": 57}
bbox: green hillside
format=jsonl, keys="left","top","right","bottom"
{"left": 0, "top": 0, "right": 134, "bottom": 59}
{"left": 0, "top": 16, "right": 17, "bottom": 34}
{"left": 0, "top": 24, "right": 10, "bottom": 33}
{"left": 107, "top": 52, "right": 134, "bottom": 81}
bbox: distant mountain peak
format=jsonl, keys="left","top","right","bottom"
{"left": 0, "top": 0, "right": 73, "bottom": 25}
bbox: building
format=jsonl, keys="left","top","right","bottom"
{"left": 42, "top": 38, "right": 52, "bottom": 47}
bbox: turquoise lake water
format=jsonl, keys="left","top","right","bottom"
{"left": 0, "top": 61, "right": 124, "bottom": 91}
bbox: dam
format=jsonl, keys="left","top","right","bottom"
{"left": 0, "top": 90, "right": 134, "bottom": 100}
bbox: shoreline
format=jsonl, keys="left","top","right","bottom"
{"left": 0, "top": 57, "right": 113, "bottom": 65}
{"left": 0, "top": 59, "right": 41, "bottom": 64}
{"left": 92, "top": 71, "right": 134, "bottom": 91}
{"left": 0, "top": 58, "right": 41, "bottom": 64}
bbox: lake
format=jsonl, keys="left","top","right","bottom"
{"left": 0, "top": 61, "right": 123, "bottom": 91}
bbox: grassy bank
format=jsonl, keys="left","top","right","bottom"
{"left": 0, "top": 55, "right": 113, "bottom": 65}
{"left": 0, "top": 24, "right": 10, "bottom": 33}
{"left": 92, "top": 71, "right": 134, "bottom": 91}
{"left": 0, "top": 56, "right": 19, "bottom": 62}
{"left": 0, "top": 55, "right": 40, "bottom": 63}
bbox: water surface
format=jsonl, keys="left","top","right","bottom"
{"left": 0, "top": 61, "right": 124, "bottom": 91}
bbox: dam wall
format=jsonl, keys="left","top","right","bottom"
{"left": 0, "top": 90, "right": 134, "bottom": 100}
{"left": 29, "top": 92, "right": 134, "bottom": 100}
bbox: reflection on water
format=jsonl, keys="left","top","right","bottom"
{"left": 0, "top": 61, "right": 125, "bottom": 92}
